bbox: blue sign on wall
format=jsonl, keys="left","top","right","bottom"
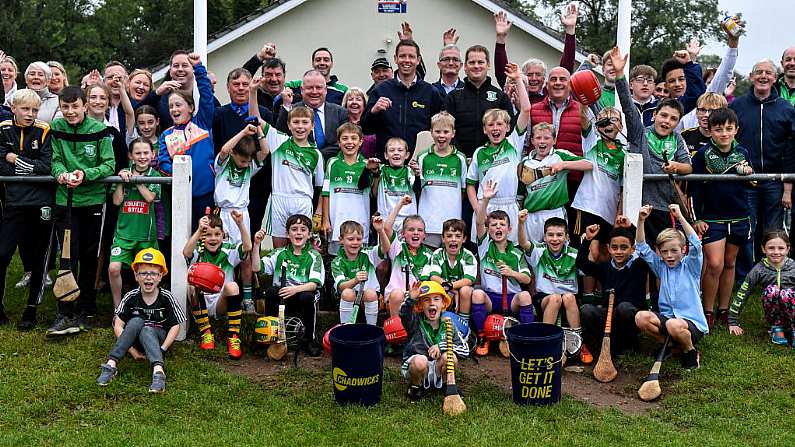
{"left": 378, "top": 1, "right": 407, "bottom": 13}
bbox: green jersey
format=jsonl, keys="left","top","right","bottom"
{"left": 377, "top": 165, "right": 416, "bottom": 229}
{"left": 261, "top": 245, "right": 325, "bottom": 287}
{"left": 466, "top": 127, "right": 525, "bottom": 200}
{"left": 385, "top": 237, "right": 433, "bottom": 296}
{"left": 190, "top": 242, "right": 245, "bottom": 283}
{"left": 114, "top": 167, "right": 161, "bottom": 241}
{"left": 263, "top": 122, "right": 324, "bottom": 199}
{"left": 526, "top": 242, "right": 578, "bottom": 295}
{"left": 477, "top": 235, "right": 531, "bottom": 294}
{"left": 417, "top": 147, "right": 467, "bottom": 234}
{"left": 598, "top": 85, "right": 616, "bottom": 108}
{"left": 520, "top": 149, "right": 583, "bottom": 212}
{"left": 322, "top": 154, "right": 370, "bottom": 242}
{"left": 422, "top": 247, "right": 478, "bottom": 284}
{"left": 572, "top": 127, "right": 625, "bottom": 223}
{"left": 331, "top": 246, "right": 384, "bottom": 292}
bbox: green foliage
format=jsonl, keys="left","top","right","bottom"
{"left": 531, "top": 0, "right": 723, "bottom": 70}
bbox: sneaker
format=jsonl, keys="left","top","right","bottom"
{"left": 227, "top": 334, "right": 242, "bottom": 359}
{"left": 76, "top": 313, "right": 92, "bottom": 331}
{"left": 579, "top": 344, "right": 594, "bottom": 364}
{"left": 15, "top": 272, "right": 31, "bottom": 289}
{"left": 17, "top": 307, "right": 37, "bottom": 331}
{"left": 96, "top": 363, "right": 118, "bottom": 386}
{"left": 46, "top": 315, "right": 80, "bottom": 336}
{"left": 705, "top": 311, "right": 715, "bottom": 330}
{"left": 303, "top": 339, "right": 322, "bottom": 357}
{"left": 407, "top": 384, "right": 424, "bottom": 402}
{"left": 199, "top": 330, "right": 215, "bottom": 350}
{"left": 717, "top": 309, "right": 729, "bottom": 326}
{"left": 475, "top": 337, "right": 489, "bottom": 357}
{"left": 0, "top": 310, "right": 9, "bottom": 326}
{"left": 681, "top": 349, "right": 701, "bottom": 370}
{"left": 771, "top": 326, "right": 788, "bottom": 346}
{"left": 242, "top": 299, "right": 256, "bottom": 315}
{"left": 44, "top": 274, "right": 53, "bottom": 288}
{"left": 148, "top": 371, "right": 166, "bottom": 393}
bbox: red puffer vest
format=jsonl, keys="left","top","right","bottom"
{"left": 530, "top": 97, "right": 583, "bottom": 190}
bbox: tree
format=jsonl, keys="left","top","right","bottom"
{"left": 530, "top": 0, "right": 723, "bottom": 70}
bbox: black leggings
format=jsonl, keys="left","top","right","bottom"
{"left": 264, "top": 286, "right": 317, "bottom": 341}
{"left": 55, "top": 204, "right": 104, "bottom": 317}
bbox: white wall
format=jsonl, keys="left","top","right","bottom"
{"left": 206, "top": 0, "right": 573, "bottom": 103}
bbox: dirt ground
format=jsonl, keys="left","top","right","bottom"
{"left": 219, "top": 346, "right": 662, "bottom": 415}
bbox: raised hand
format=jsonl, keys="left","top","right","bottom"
{"left": 638, "top": 204, "right": 652, "bottom": 221}
{"left": 398, "top": 22, "right": 413, "bottom": 41}
{"left": 668, "top": 203, "right": 682, "bottom": 219}
{"left": 408, "top": 159, "right": 420, "bottom": 176}
{"left": 281, "top": 87, "right": 294, "bottom": 107}
{"left": 443, "top": 28, "right": 459, "bottom": 45}
{"left": 559, "top": 2, "right": 578, "bottom": 34}
{"left": 254, "top": 229, "right": 266, "bottom": 244}
{"left": 400, "top": 194, "right": 413, "bottom": 206}
{"left": 482, "top": 179, "right": 498, "bottom": 199}
{"left": 584, "top": 224, "right": 600, "bottom": 240}
{"left": 258, "top": 42, "right": 277, "bottom": 61}
{"left": 518, "top": 209, "right": 529, "bottom": 223}
{"left": 494, "top": 11, "right": 512, "bottom": 43}
{"left": 231, "top": 210, "right": 244, "bottom": 224}
{"left": 366, "top": 157, "right": 381, "bottom": 171}
{"left": 608, "top": 46, "right": 628, "bottom": 77}
{"left": 504, "top": 62, "right": 521, "bottom": 82}
{"left": 372, "top": 214, "right": 384, "bottom": 231}
{"left": 187, "top": 52, "right": 202, "bottom": 67}
{"left": 686, "top": 38, "right": 702, "bottom": 61}
{"left": 615, "top": 215, "right": 631, "bottom": 228}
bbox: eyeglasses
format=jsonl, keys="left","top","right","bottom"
{"left": 696, "top": 107, "right": 720, "bottom": 115}
{"left": 752, "top": 69, "right": 775, "bottom": 76}
{"left": 439, "top": 57, "right": 461, "bottom": 63}
{"left": 632, "top": 76, "right": 655, "bottom": 84}
{"left": 136, "top": 271, "right": 161, "bottom": 278}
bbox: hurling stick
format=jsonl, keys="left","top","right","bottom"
{"left": 442, "top": 316, "right": 466, "bottom": 416}
{"left": 498, "top": 272, "right": 510, "bottom": 358}
{"left": 267, "top": 265, "right": 289, "bottom": 361}
{"left": 638, "top": 334, "right": 671, "bottom": 401}
{"left": 593, "top": 289, "right": 618, "bottom": 383}
{"left": 54, "top": 190, "right": 79, "bottom": 302}
{"left": 349, "top": 281, "right": 364, "bottom": 324}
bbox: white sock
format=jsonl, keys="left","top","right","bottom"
{"left": 339, "top": 300, "right": 354, "bottom": 323}
{"left": 364, "top": 301, "right": 379, "bottom": 325}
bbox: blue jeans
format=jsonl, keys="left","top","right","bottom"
{"left": 108, "top": 317, "right": 167, "bottom": 367}
{"left": 736, "top": 182, "right": 784, "bottom": 283}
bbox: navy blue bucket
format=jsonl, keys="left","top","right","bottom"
{"left": 330, "top": 324, "right": 385, "bottom": 406}
{"left": 505, "top": 323, "right": 564, "bottom": 405}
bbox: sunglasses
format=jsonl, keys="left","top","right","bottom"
{"left": 595, "top": 117, "right": 620, "bottom": 127}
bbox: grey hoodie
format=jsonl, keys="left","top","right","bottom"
{"left": 729, "top": 257, "right": 795, "bottom": 326}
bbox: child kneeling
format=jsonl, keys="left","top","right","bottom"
{"left": 96, "top": 249, "right": 185, "bottom": 393}
{"left": 401, "top": 281, "right": 469, "bottom": 401}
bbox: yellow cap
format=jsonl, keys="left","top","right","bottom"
{"left": 131, "top": 248, "right": 168, "bottom": 276}
{"left": 414, "top": 281, "right": 452, "bottom": 312}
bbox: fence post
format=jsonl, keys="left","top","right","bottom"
{"left": 171, "top": 155, "right": 192, "bottom": 340}
{"left": 622, "top": 153, "right": 644, "bottom": 226}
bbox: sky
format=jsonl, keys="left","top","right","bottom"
{"left": 701, "top": 0, "right": 792, "bottom": 74}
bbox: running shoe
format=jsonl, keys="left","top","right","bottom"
{"left": 199, "top": 330, "right": 215, "bottom": 350}
{"left": 227, "top": 334, "right": 242, "bottom": 359}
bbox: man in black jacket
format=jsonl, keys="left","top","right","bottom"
{"left": 444, "top": 45, "right": 514, "bottom": 158}
{"left": 0, "top": 89, "right": 55, "bottom": 330}
{"left": 241, "top": 43, "right": 286, "bottom": 116}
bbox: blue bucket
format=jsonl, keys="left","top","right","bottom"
{"left": 329, "top": 323, "right": 385, "bottom": 406}
{"left": 505, "top": 323, "right": 564, "bottom": 405}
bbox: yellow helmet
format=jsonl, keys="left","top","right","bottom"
{"left": 255, "top": 316, "right": 280, "bottom": 344}
{"left": 132, "top": 248, "right": 168, "bottom": 276}
{"left": 414, "top": 281, "right": 452, "bottom": 312}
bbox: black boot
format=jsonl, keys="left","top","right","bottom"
{"left": 18, "top": 306, "right": 37, "bottom": 331}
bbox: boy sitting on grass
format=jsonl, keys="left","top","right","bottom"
{"left": 183, "top": 212, "right": 252, "bottom": 359}
{"left": 401, "top": 280, "right": 469, "bottom": 402}
{"left": 422, "top": 219, "right": 477, "bottom": 326}
{"left": 635, "top": 204, "right": 707, "bottom": 370}
{"left": 96, "top": 248, "right": 185, "bottom": 393}
{"left": 331, "top": 218, "right": 385, "bottom": 325}
{"left": 253, "top": 214, "right": 325, "bottom": 356}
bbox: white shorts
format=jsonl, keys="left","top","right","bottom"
{"left": 204, "top": 292, "right": 221, "bottom": 318}
{"left": 471, "top": 197, "right": 520, "bottom": 242}
{"left": 220, "top": 207, "right": 250, "bottom": 245}
{"left": 523, "top": 207, "right": 567, "bottom": 243}
{"left": 263, "top": 194, "right": 313, "bottom": 238}
{"left": 401, "top": 355, "right": 444, "bottom": 389}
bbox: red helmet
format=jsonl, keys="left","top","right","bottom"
{"left": 187, "top": 262, "right": 225, "bottom": 294}
{"left": 483, "top": 314, "right": 506, "bottom": 341}
{"left": 570, "top": 70, "right": 602, "bottom": 106}
{"left": 383, "top": 315, "right": 408, "bottom": 345}
{"left": 323, "top": 324, "right": 342, "bottom": 354}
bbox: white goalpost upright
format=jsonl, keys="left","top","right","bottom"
{"left": 194, "top": 0, "right": 208, "bottom": 63}
{"left": 171, "top": 156, "right": 193, "bottom": 340}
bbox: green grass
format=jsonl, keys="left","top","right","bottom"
{"left": 1, "top": 255, "right": 794, "bottom": 446}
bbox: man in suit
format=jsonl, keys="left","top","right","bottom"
{"left": 277, "top": 69, "right": 348, "bottom": 160}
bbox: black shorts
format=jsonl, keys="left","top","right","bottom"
{"left": 702, "top": 218, "right": 752, "bottom": 246}
{"left": 654, "top": 312, "right": 704, "bottom": 346}
{"left": 571, "top": 209, "right": 612, "bottom": 245}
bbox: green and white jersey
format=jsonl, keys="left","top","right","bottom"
{"left": 520, "top": 149, "right": 585, "bottom": 212}
{"left": 526, "top": 242, "right": 578, "bottom": 295}
{"left": 377, "top": 165, "right": 416, "bottom": 230}
{"left": 213, "top": 153, "right": 263, "bottom": 208}
{"left": 114, "top": 167, "right": 161, "bottom": 242}
{"left": 385, "top": 237, "right": 434, "bottom": 296}
{"left": 263, "top": 122, "right": 324, "bottom": 199}
{"left": 260, "top": 245, "right": 325, "bottom": 287}
{"left": 190, "top": 242, "right": 245, "bottom": 283}
{"left": 331, "top": 246, "right": 384, "bottom": 292}
{"left": 322, "top": 155, "right": 370, "bottom": 242}
{"left": 422, "top": 247, "right": 478, "bottom": 284}
{"left": 417, "top": 147, "right": 467, "bottom": 234}
{"left": 572, "top": 126, "right": 626, "bottom": 223}
{"left": 466, "top": 127, "right": 525, "bottom": 200}
{"left": 477, "top": 235, "right": 531, "bottom": 294}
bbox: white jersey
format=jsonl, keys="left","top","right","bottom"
{"left": 322, "top": 155, "right": 370, "bottom": 242}
{"left": 466, "top": 127, "right": 525, "bottom": 200}
{"left": 571, "top": 127, "right": 625, "bottom": 224}
{"left": 384, "top": 236, "right": 434, "bottom": 298}
{"left": 376, "top": 165, "right": 417, "bottom": 231}
{"left": 417, "top": 147, "right": 467, "bottom": 234}
{"left": 477, "top": 234, "right": 531, "bottom": 295}
{"left": 263, "top": 122, "right": 324, "bottom": 199}
{"left": 213, "top": 153, "right": 263, "bottom": 208}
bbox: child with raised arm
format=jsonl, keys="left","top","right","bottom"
{"left": 370, "top": 137, "right": 419, "bottom": 234}
{"left": 471, "top": 180, "right": 533, "bottom": 356}
{"left": 466, "top": 63, "right": 532, "bottom": 242}
{"left": 330, "top": 218, "right": 385, "bottom": 326}
{"left": 216, "top": 121, "right": 269, "bottom": 312}
{"left": 253, "top": 214, "right": 325, "bottom": 356}
{"left": 182, "top": 212, "right": 252, "bottom": 359}
{"left": 635, "top": 204, "right": 707, "bottom": 370}
{"left": 728, "top": 231, "right": 795, "bottom": 347}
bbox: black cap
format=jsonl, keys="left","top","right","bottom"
{"left": 371, "top": 57, "right": 391, "bottom": 71}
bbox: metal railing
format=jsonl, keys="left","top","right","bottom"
{"left": 0, "top": 175, "right": 173, "bottom": 184}
{"left": 644, "top": 173, "right": 795, "bottom": 182}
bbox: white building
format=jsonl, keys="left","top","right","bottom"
{"left": 155, "top": 0, "right": 588, "bottom": 103}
